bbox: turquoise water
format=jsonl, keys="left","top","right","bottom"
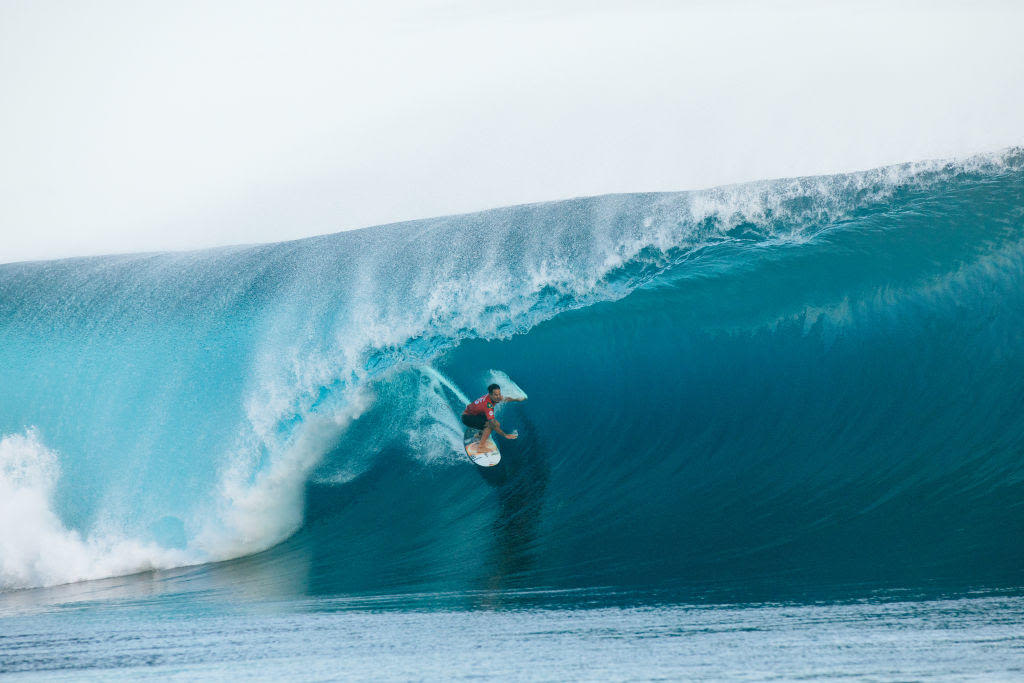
{"left": 1, "top": 149, "right": 1023, "bottom": 677}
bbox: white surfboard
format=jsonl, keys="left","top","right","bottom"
{"left": 464, "top": 428, "right": 501, "bottom": 467}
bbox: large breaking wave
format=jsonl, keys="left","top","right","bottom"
{"left": 1, "top": 149, "right": 1023, "bottom": 594}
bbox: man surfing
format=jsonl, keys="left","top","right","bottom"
{"left": 461, "top": 383, "right": 524, "bottom": 453}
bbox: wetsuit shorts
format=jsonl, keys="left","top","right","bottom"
{"left": 461, "top": 413, "right": 488, "bottom": 431}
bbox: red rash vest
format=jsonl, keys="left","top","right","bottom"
{"left": 463, "top": 395, "right": 495, "bottom": 420}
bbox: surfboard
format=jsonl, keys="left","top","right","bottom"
{"left": 464, "top": 427, "right": 501, "bottom": 467}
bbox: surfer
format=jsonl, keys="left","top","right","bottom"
{"left": 461, "top": 383, "right": 523, "bottom": 453}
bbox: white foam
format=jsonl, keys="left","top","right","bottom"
{"left": 1, "top": 384, "right": 376, "bottom": 589}
{"left": 0, "top": 429, "right": 192, "bottom": 590}
{"left": 195, "top": 390, "right": 374, "bottom": 561}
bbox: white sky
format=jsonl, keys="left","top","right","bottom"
{"left": 1, "top": 0, "right": 1022, "bottom": 263}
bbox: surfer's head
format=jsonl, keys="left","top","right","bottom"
{"left": 487, "top": 383, "right": 502, "bottom": 402}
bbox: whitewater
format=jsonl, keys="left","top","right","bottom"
{"left": 2, "top": 148, "right": 1024, "bottom": 597}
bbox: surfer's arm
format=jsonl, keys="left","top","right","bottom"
{"left": 488, "top": 419, "right": 517, "bottom": 439}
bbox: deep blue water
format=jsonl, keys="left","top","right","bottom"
{"left": 1, "top": 149, "right": 1023, "bottom": 677}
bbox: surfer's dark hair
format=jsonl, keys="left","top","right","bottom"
{"left": 488, "top": 383, "right": 500, "bottom": 393}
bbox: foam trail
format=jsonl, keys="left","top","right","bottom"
{"left": 408, "top": 366, "right": 471, "bottom": 464}
{"left": 419, "top": 365, "right": 471, "bottom": 405}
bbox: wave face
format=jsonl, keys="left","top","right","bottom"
{"left": 2, "top": 149, "right": 1023, "bottom": 595}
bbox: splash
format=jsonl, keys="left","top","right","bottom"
{"left": 0, "top": 430, "right": 191, "bottom": 589}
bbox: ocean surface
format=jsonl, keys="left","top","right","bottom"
{"left": 2, "top": 149, "right": 1023, "bottom": 679}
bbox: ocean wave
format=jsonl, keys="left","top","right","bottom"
{"left": 1, "top": 148, "right": 1022, "bottom": 591}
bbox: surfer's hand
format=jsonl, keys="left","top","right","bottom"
{"left": 506, "top": 432, "right": 518, "bottom": 439}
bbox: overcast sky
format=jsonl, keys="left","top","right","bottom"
{"left": 1, "top": 0, "right": 1022, "bottom": 263}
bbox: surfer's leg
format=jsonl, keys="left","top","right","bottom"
{"left": 477, "top": 419, "right": 497, "bottom": 450}
{"left": 462, "top": 414, "right": 488, "bottom": 453}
